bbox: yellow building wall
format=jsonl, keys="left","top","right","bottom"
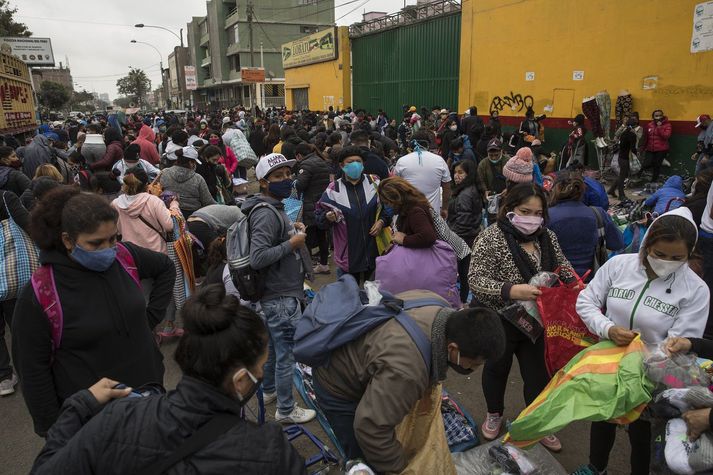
{"left": 285, "top": 26, "right": 352, "bottom": 111}
{"left": 458, "top": 0, "right": 713, "bottom": 122}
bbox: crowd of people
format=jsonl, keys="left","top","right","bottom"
{"left": 0, "top": 102, "right": 712, "bottom": 474}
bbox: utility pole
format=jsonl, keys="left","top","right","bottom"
{"left": 247, "top": 0, "right": 256, "bottom": 109}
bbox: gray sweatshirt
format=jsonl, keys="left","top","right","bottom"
{"left": 243, "top": 194, "right": 304, "bottom": 302}
{"left": 191, "top": 204, "right": 243, "bottom": 233}
{"left": 159, "top": 166, "right": 216, "bottom": 216}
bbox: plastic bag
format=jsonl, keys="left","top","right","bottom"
{"left": 363, "top": 280, "right": 383, "bottom": 306}
{"left": 630, "top": 153, "right": 642, "bottom": 175}
{"left": 500, "top": 303, "right": 543, "bottom": 344}
{"left": 643, "top": 345, "right": 712, "bottom": 389}
{"left": 451, "top": 440, "right": 567, "bottom": 475}
{"left": 520, "top": 272, "right": 559, "bottom": 324}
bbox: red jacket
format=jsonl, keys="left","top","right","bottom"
{"left": 90, "top": 140, "right": 123, "bottom": 171}
{"left": 132, "top": 125, "right": 161, "bottom": 165}
{"left": 645, "top": 117, "right": 672, "bottom": 152}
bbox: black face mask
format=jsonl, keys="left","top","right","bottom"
{"left": 447, "top": 350, "right": 474, "bottom": 375}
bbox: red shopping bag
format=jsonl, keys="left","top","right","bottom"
{"left": 536, "top": 271, "right": 599, "bottom": 376}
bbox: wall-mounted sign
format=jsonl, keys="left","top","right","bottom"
{"left": 184, "top": 66, "right": 197, "bottom": 90}
{"left": 572, "top": 71, "right": 585, "bottom": 81}
{"left": 525, "top": 72, "right": 535, "bottom": 81}
{"left": 0, "top": 37, "right": 55, "bottom": 66}
{"left": 691, "top": 1, "right": 713, "bottom": 53}
{"left": 241, "top": 67, "right": 265, "bottom": 83}
{"left": 282, "top": 27, "right": 337, "bottom": 69}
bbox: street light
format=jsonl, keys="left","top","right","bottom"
{"left": 130, "top": 40, "right": 166, "bottom": 109}
{"left": 134, "top": 23, "right": 184, "bottom": 48}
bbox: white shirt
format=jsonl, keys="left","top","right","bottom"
{"left": 701, "top": 181, "right": 713, "bottom": 234}
{"left": 394, "top": 150, "right": 451, "bottom": 211}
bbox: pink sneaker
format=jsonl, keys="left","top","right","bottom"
{"left": 481, "top": 412, "right": 502, "bottom": 440}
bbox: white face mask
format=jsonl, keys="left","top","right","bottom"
{"left": 449, "top": 125, "right": 458, "bottom": 131}
{"left": 647, "top": 255, "right": 685, "bottom": 277}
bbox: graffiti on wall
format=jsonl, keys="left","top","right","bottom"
{"left": 489, "top": 92, "right": 534, "bottom": 114}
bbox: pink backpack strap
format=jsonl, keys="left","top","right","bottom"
{"left": 116, "top": 243, "right": 141, "bottom": 289}
{"left": 31, "top": 265, "right": 63, "bottom": 354}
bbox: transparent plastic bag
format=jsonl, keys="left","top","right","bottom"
{"left": 451, "top": 440, "right": 567, "bottom": 475}
{"left": 643, "top": 344, "right": 712, "bottom": 389}
{"left": 363, "top": 280, "right": 383, "bottom": 306}
{"left": 519, "top": 272, "right": 560, "bottom": 324}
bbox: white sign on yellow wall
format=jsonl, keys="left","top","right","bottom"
{"left": 282, "top": 28, "right": 337, "bottom": 69}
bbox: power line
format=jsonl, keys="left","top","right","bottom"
{"left": 273, "top": 0, "right": 365, "bottom": 23}
{"left": 74, "top": 64, "right": 160, "bottom": 79}
{"left": 335, "top": 0, "right": 371, "bottom": 22}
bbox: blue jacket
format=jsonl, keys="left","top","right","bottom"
{"left": 583, "top": 176, "right": 609, "bottom": 210}
{"left": 645, "top": 175, "right": 686, "bottom": 215}
{"left": 547, "top": 201, "right": 624, "bottom": 279}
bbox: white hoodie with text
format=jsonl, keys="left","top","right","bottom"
{"left": 577, "top": 207, "right": 709, "bottom": 344}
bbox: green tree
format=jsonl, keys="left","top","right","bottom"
{"left": 38, "top": 81, "right": 70, "bottom": 111}
{"left": 69, "top": 89, "right": 95, "bottom": 110}
{"left": 0, "top": 0, "right": 31, "bottom": 37}
{"left": 116, "top": 68, "right": 151, "bottom": 106}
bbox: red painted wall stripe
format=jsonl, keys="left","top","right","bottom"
{"left": 483, "top": 116, "right": 701, "bottom": 136}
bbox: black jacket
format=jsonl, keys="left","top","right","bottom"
{"left": 12, "top": 242, "right": 175, "bottom": 436}
{"left": 462, "top": 115, "right": 484, "bottom": 144}
{"left": 31, "top": 376, "right": 306, "bottom": 474}
{"left": 249, "top": 128, "right": 267, "bottom": 158}
{"left": 361, "top": 146, "right": 389, "bottom": 179}
{"left": 0, "top": 165, "right": 31, "bottom": 196}
{"left": 0, "top": 189, "right": 29, "bottom": 232}
{"left": 447, "top": 184, "right": 482, "bottom": 243}
{"left": 280, "top": 135, "right": 303, "bottom": 161}
{"left": 294, "top": 153, "right": 331, "bottom": 225}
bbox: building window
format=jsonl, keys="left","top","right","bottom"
{"left": 264, "top": 84, "right": 285, "bottom": 97}
{"left": 300, "top": 25, "right": 319, "bottom": 34}
{"left": 298, "top": 0, "right": 318, "bottom": 5}
{"left": 231, "top": 55, "right": 241, "bottom": 72}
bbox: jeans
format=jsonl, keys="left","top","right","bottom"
{"left": 482, "top": 318, "right": 549, "bottom": 414}
{"left": 261, "top": 296, "right": 301, "bottom": 415}
{"left": 590, "top": 419, "right": 651, "bottom": 474}
{"left": 0, "top": 299, "right": 16, "bottom": 380}
{"left": 313, "top": 375, "right": 364, "bottom": 461}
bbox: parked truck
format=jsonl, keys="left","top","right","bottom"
{"left": 0, "top": 51, "right": 37, "bottom": 140}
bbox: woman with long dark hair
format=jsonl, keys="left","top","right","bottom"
{"left": 447, "top": 159, "right": 484, "bottom": 304}
{"left": 469, "top": 183, "right": 574, "bottom": 451}
{"left": 264, "top": 123, "right": 281, "bottom": 154}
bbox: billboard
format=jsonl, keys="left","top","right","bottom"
{"left": 0, "top": 37, "right": 55, "bottom": 66}
{"left": 184, "top": 65, "right": 197, "bottom": 90}
{"left": 241, "top": 67, "right": 265, "bottom": 83}
{"left": 282, "top": 28, "right": 337, "bottom": 69}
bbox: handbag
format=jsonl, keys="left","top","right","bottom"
{"left": 374, "top": 205, "right": 393, "bottom": 255}
{"left": 536, "top": 270, "right": 598, "bottom": 375}
{"left": 0, "top": 193, "right": 40, "bottom": 300}
{"left": 147, "top": 172, "right": 163, "bottom": 196}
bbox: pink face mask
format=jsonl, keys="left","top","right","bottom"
{"left": 507, "top": 211, "right": 543, "bottom": 235}
{"left": 209, "top": 138, "right": 220, "bottom": 145}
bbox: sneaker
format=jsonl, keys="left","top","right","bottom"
{"left": 275, "top": 404, "right": 317, "bottom": 424}
{"left": 0, "top": 374, "right": 18, "bottom": 396}
{"left": 570, "top": 464, "right": 606, "bottom": 475}
{"left": 262, "top": 391, "right": 277, "bottom": 405}
{"left": 313, "top": 264, "right": 330, "bottom": 275}
{"left": 540, "top": 434, "right": 562, "bottom": 452}
{"left": 481, "top": 412, "right": 503, "bottom": 440}
{"left": 157, "top": 325, "right": 185, "bottom": 338}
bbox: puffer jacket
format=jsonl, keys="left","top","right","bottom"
{"left": 31, "top": 376, "right": 305, "bottom": 475}
{"left": 645, "top": 117, "right": 673, "bottom": 152}
{"left": 159, "top": 166, "right": 216, "bottom": 217}
{"left": 314, "top": 289, "right": 451, "bottom": 474}
{"left": 446, "top": 184, "right": 482, "bottom": 243}
{"left": 294, "top": 153, "right": 331, "bottom": 226}
{"left": 0, "top": 165, "right": 31, "bottom": 196}
{"left": 22, "top": 135, "right": 53, "bottom": 178}
{"left": 645, "top": 175, "right": 686, "bottom": 215}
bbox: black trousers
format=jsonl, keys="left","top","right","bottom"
{"left": 0, "top": 299, "right": 16, "bottom": 381}
{"left": 457, "top": 255, "right": 471, "bottom": 304}
{"left": 482, "top": 318, "right": 550, "bottom": 414}
{"left": 645, "top": 150, "right": 668, "bottom": 182}
{"left": 590, "top": 419, "right": 651, "bottom": 475}
{"left": 609, "top": 157, "right": 630, "bottom": 200}
{"left": 306, "top": 224, "right": 329, "bottom": 266}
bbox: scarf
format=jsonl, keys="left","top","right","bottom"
{"left": 497, "top": 219, "right": 557, "bottom": 283}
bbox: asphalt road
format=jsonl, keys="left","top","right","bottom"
{"left": 0, "top": 269, "right": 634, "bottom": 475}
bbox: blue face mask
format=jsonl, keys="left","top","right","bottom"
{"left": 268, "top": 179, "right": 293, "bottom": 199}
{"left": 71, "top": 244, "right": 117, "bottom": 272}
{"left": 343, "top": 161, "right": 364, "bottom": 180}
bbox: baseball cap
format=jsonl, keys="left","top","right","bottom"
{"left": 256, "top": 153, "right": 296, "bottom": 180}
{"left": 487, "top": 138, "right": 502, "bottom": 151}
{"left": 180, "top": 146, "right": 202, "bottom": 165}
{"left": 439, "top": 108, "right": 448, "bottom": 115}
{"left": 408, "top": 106, "right": 417, "bottom": 112}
{"left": 696, "top": 114, "right": 711, "bottom": 128}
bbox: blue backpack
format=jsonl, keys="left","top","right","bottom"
{"left": 294, "top": 275, "right": 448, "bottom": 374}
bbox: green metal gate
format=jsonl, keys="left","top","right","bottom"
{"left": 351, "top": 12, "right": 461, "bottom": 121}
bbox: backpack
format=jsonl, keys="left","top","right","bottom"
{"left": 226, "top": 202, "right": 285, "bottom": 302}
{"left": 294, "top": 274, "right": 449, "bottom": 374}
{"left": 31, "top": 243, "right": 141, "bottom": 356}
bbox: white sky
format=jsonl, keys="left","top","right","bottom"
{"left": 12, "top": 0, "right": 413, "bottom": 100}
